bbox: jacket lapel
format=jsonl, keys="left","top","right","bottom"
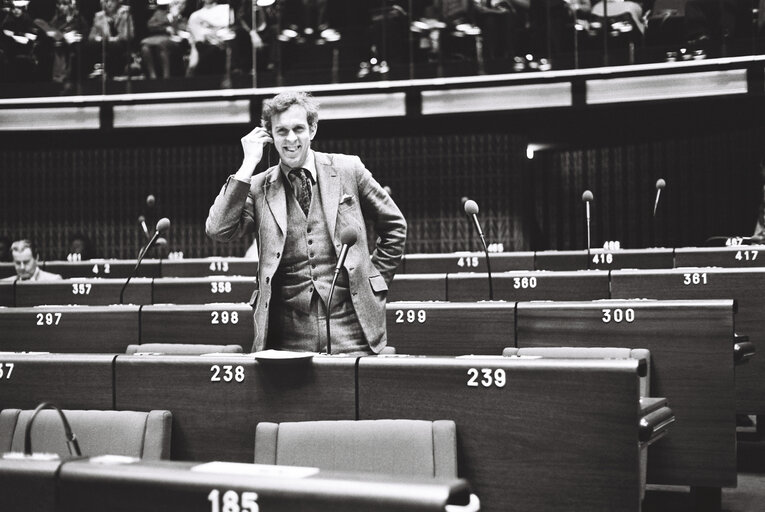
{"left": 316, "top": 152, "right": 340, "bottom": 250}
{"left": 264, "top": 166, "right": 287, "bottom": 235}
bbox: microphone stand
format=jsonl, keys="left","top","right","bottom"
{"left": 120, "top": 230, "right": 161, "bottom": 304}
{"left": 471, "top": 215, "right": 493, "bottom": 300}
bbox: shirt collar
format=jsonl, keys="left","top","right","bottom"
{"left": 279, "top": 150, "right": 317, "bottom": 185}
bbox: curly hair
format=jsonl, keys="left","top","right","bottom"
{"left": 261, "top": 91, "right": 319, "bottom": 135}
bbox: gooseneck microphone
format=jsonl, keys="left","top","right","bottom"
{"left": 653, "top": 178, "right": 666, "bottom": 218}
{"left": 464, "top": 200, "right": 493, "bottom": 300}
{"left": 121, "top": 217, "right": 170, "bottom": 304}
{"left": 582, "top": 190, "right": 593, "bottom": 249}
{"left": 326, "top": 228, "right": 357, "bottom": 355}
{"left": 138, "top": 215, "right": 150, "bottom": 240}
{"left": 24, "top": 402, "right": 81, "bottom": 457}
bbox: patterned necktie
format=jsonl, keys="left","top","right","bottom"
{"left": 289, "top": 168, "right": 312, "bottom": 216}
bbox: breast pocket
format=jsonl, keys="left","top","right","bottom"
{"left": 369, "top": 274, "right": 388, "bottom": 295}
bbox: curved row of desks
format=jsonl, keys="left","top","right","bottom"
{"left": 0, "top": 351, "right": 662, "bottom": 512}
{"left": 0, "top": 299, "right": 745, "bottom": 496}
{"left": 2, "top": 245, "right": 764, "bottom": 281}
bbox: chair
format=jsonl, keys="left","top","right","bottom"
{"left": 254, "top": 419, "right": 457, "bottom": 477}
{"left": 125, "top": 343, "right": 244, "bottom": 355}
{"left": 503, "top": 346, "right": 651, "bottom": 397}
{"left": 0, "top": 408, "right": 172, "bottom": 459}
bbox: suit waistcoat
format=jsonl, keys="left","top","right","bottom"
{"left": 272, "top": 178, "right": 350, "bottom": 314}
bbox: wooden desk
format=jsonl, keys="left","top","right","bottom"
{"left": 0, "top": 305, "right": 139, "bottom": 353}
{"left": 0, "top": 282, "right": 13, "bottom": 306}
{"left": 0, "top": 263, "right": 13, "bottom": 279}
{"left": 533, "top": 250, "right": 589, "bottom": 270}
{"left": 674, "top": 246, "right": 765, "bottom": 268}
{"left": 0, "top": 458, "right": 63, "bottom": 512}
{"left": 14, "top": 278, "right": 152, "bottom": 307}
{"left": 516, "top": 299, "right": 736, "bottom": 489}
{"left": 114, "top": 355, "right": 356, "bottom": 462}
{"left": 587, "top": 248, "right": 675, "bottom": 270}
{"left": 403, "top": 252, "right": 534, "bottom": 274}
{"left": 358, "top": 356, "right": 648, "bottom": 512}
{"left": 611, "top": 268, "right": 765, "bottom": 415}
{"left": 43, "top": 259, "right": 161, "bottom": 279}
{"left": 57, "top": 459, "right": 474, "bottom": 512}
{"left": 0, "top": 353, "right": 114, "bottom": 410}
{"left": 152, "top": 277, "right": 256, "bottom": 305}
{"left": 386, "top": 301, "right": 515, "bottom": 355}
{"left": 389, "top": 274, "right": 447, "bottom": 302}
{"left": 161, "top": 257, "right": 259, "bottom": 277}
{"left": 447, "top": 270, "right": 610, "bottom": 302}
{"left": 140, "top": 304, "right": 253, "bottom": 349}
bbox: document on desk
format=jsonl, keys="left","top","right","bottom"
{"left": 191, "top": 461, "right": 319, "bottom": 478}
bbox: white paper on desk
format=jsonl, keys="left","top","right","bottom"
{"left": 90, "top": 454, "right": 140, "bottom": 465}
{"left": 191, "top": 461, "right": 319, "bottom": 478}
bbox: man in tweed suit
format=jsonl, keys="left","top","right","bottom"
{"left": 206, "top": 91, "right": 406, "bottom": 355}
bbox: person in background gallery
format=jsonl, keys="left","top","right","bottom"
{"left": 206, "top": 91, "right": 406, "bottom": 355}
{"left": 140, "top": 0, "right": 190, "bottom": 79}
{"left": 186, "top": 0, "right": 232, "bottom": 76}
{"left": 35, "top": 0, "right": 87, "bottom": 89}
{"left": 2, "top": 239, "right": 63, "bottom": 281}
{"left": 87, "top": 0, "right": 134, "bottom": 78}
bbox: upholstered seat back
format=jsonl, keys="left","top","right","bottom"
{"left": 503, "top": 346, "right": 651, "bottom": 396}
{"left": 0, "top": 409, "right": 172, "bottom": 459}
{"left": 254, "top": 419, "right": 457, "bottom": 478}
{"left": 125, "top": 343, "right": 243, "bottom": 355}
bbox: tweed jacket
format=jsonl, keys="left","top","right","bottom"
{"left": 206, "top": 151, "right": 407, "bottom": 353}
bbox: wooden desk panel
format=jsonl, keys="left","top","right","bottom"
{"left": 114, "top": 355, "right": 356, "bottom": 462}
{"left": 43, "top": 259, "right": 161, "bottom": 279}
{"left": 152, "top": 277, "right": 256, "bottom": 305}
{"left": 0, "top": 282, "right": 13, "bottom": 306}
{"left": 0, "top": 263, "right": 13, "bottom": 279}
{"left": 14, "top": 278, "right": 152, "bottom": 307}
{"left": 0, "top": 305, "right": 139, "bottom": 353}
{"left": 447, "top": 270, "right": 610, "bottom": 302}
{"left": 0, "top": 353, "right": 114, "bottom": 410}
{"left": 611, "top": 268, "right": 765, "bottom": 414}
{"left": 58, "top": 459, "right": 473, "bottom": 512}
{"left": 533, "top": 250, "right": 589, "bottom": 270}
{"left": 403, "top": 252, "right": 534, "bottom": 274}
{"left": 358, "top": 356, "right": 643, "bottom": 512}
{"left": 587, "top": 248, "right": 675, "bottom": 270}
{"left": 516, "top": 299, "right": 736, "bottom": 487}
{"left": 386, "top": 301, "right": 515, "bottom": 356}
{"left": 388, "top": 274, "right": 447, "bottom": 302}
{"left": 674, "top": 246, "right": 765, "bottom": 268}
{"left": 0, "top": 459, "right": 63, "bottom": 512}
{"left": 140, "top": 304, "right": 253, "bottom": 349}
{"left": 161, "top": 257, "right": 259, "bottom": 277}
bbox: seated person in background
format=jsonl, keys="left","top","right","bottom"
{"left": 140, "top": 0, "right": 189, "bottom": 79}
{"left": 67, "top": 232, "right": 95, "bottom": 260}
{"left": 590, "top": 0, "right": 645, "bottom": 34}
{"left": 2, "top": 239, "right": 63, "bottom": 282}
{"left": 186, "top": 0, "right": 232, "bottom": 76}
{"left": 87, "top": 0, "right": 134, "bottom": 77}
{"left": 35, "top": 0, "right": 86, "bottom": 87}
{"left": 1, "top": 0, "right": 43, "bottom": 81}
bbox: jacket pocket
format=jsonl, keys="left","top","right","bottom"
{"left": 369, "top": 274, "right": 388, "bottom": 293}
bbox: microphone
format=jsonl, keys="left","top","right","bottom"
{"left": 138, "top": 215, "right": 150, "bottom": 240}
{"left": 582, "top": 190, "right": 593, "bottom": 249}
{"left": 326, "top": 228, "right": 357, "bottom": 355}
{"left": 121, "top": 217, "right": 170, "bottom": 304}
{"left": 653, "top": 178, "right": 666, "bottom": 218}
{"left": 23, "top": 402, "right": 81, "bottom": 458}
{"left": 146, "top": 194, "right": 156, "bottom": 208}
{"left": 464, "top": 200, "right": 493, "bottom": 300}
